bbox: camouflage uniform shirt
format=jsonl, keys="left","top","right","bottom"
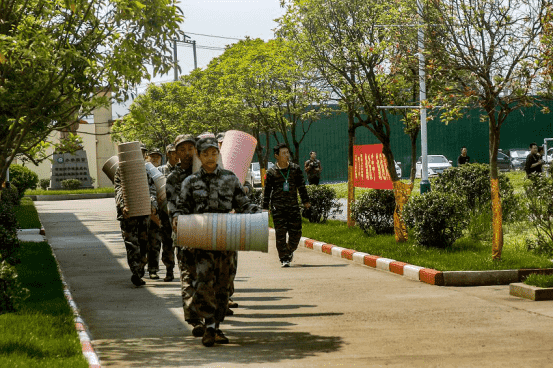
{"left": 177, "top": 166, "right": 259, "bottom": 216}
{"left": 159, "top": 162, "right": 176, "bottom": 177}
{"left": 262, "top": 162, "right": 309, "bottom": 211}
{"left": 166, "top": 165, "right": 193, "bottom": 221}
{"left": 114, "top": 165, "right": 158, "bottom": 221}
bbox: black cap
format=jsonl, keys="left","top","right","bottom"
{"left": 196, "top": 137, "right": 219, "bottom": 153}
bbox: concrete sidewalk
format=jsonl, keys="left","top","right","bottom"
{"left": 36, "top": 198, "right": 552, "bottom": 368}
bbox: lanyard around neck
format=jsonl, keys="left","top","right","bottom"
{"left": 277, "top": 164, "right": 290, "bottom": 181}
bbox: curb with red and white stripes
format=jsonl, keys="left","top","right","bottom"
{"left": 269, "top": 228, "right": 552, "bottom": 286}
{"left": 46, "top": 228, "right": 102, "bottom": 368}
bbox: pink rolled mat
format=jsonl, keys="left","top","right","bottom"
{"left": 176, "top": 212, "right": 268, "bottom": 252}
{"left": 219, "top": 130, "right": 257, "bottom": 184}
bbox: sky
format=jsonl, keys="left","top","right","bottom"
{"left": 112, "top": 0, "right": 287, "bottom": 118}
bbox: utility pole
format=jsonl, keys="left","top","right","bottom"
{"left": 172, "top": 34, "right": 198, "bottom": 81}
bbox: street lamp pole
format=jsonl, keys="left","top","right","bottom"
{"left": 418, "top": 0, "right": 431, "bottom": 194}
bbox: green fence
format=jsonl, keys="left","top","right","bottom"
{"left": 255, "top": 104, "right": 553, "bottom": 182}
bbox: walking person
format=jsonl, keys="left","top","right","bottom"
{"left": 166, "top": 134, "right": 199, "bottom": 327}
{"left": 457, "top": 146, "right": 470, "bottom": 166}
{"left": 175, "top": 136, "right": 260, "bottom": 347}
{"left": 114, "top": 143, "right": 158, "bottom": 287}
{"left": 304, "top": 151, "right": 322, "bottom": 185}
{"left": 264, "top": 143, "right": 311, "bottom": 267}
{"left": 525, "top": 142, "right": 544, "bottom": 177}
{"left": 159, "top": 144, "right": 178, "bottom": 177}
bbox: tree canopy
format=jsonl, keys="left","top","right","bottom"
{"left": 0, "top": 0, "right": 184, "bottom": 183}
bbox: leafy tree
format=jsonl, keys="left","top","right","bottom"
{"left": 423, "top": 0, "right": 548, "bottom": 259}
{"left": 0, "top": 0, "right": 184, "bottom": 185}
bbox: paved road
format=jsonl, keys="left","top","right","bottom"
{"left": 36, "top": 198, "right": 552, "bottom": 368}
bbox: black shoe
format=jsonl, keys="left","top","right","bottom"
{"left": 191, "top": 323, "right": 205, "bottom": 337}
{"left": 228, "top": 300, "right": 239, "bottom": 308}
{"left": 164, "top": 272, "right": 174, "bottom": 282}
{"left": 202, "top": 327, "right": 216, "bottom": 347}
{"left": 131, "top": 275, "right": 145, "bottom": 286}
{"left": 281, "top": 260, "right": 290, "bottom": 268}
{"left": 225, "top": 308, "right": 234, "bottom": 316}
{"left": 139, "top": 268, "right": 145, "bottom": 278}
{"left": 149, "top": 272, "right": 159, "bottom": 280}
{"left": 215, "top": 329, "right": 229, "bottom": 344}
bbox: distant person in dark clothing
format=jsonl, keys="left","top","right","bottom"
{"left": 525, "top": 142, "right": 544, "bottom": 177}
{"left": 304, "top": 151, "right": 322, "bottom": 185}
{"left": 457, "top": 147, "right": 470, "bottom": 166}
{"left": 264, "top": 144, "right": 311, "bottom": 267}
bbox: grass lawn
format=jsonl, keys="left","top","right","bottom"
{"left": 26, "top": 187, "right": 114, "bottom": 196}
{"left": 13, "top": 197, "right": 42, "bottom": 229}
{"left": 0, "top": 241, "right": 88, "bottom": 367}
{"left": 281, "top": 217, "right": 553, "bottom": 271}
{"left": 523, "top": 274, "right": 553, "bottom": 288}
{"left": 327, "top": 171, "right": 527, "bottom": 199}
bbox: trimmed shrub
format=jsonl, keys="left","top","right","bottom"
{"left": 1, "top": 184, "right": 20, "bottom": 207}
{"left": 431, "top": 163, "right": 518, "bottom": 221}
{"left": 9, "top": 164, "right": 39, "bottom": 199}
{"left": 61, "top": 178, "right": 82, "bottom": 190}
{"left": 523, "top": 173, "right": 553, "bottom": 255}
{"left": 403, "top": 191, "right": 468, "bottom": 248}
{"left": 302, "top": 184, "right": 342, "bottom": 223}
{"left": 351, "top": 189, "right": 395, "bottom": 235}
{"left": 0, "top": 260, "right": 30, "bottom": 314}
{"left": 39, "top": 178, "right": 50, "bottom": 190}
{"left": 0, "top": 199, "right": 20, "bottom": 264}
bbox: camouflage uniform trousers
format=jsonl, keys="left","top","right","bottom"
{"left": 272, "top": 208, "right": 303, "bottom": 262}
{"left": 177, "top": 248, "right": 235, "bottom": 327}
{"left": 119, "top": 216, "right": 149, "bottom": 277}
{"left": 147, "top": 212, "right": 175, "bottom": 273}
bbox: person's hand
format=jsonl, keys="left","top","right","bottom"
{"left": 151, "top": 205, "right": 157, "bottom": 216}
{"left": 243, "top": 186, "right": 250, "bottom": 195}
{"left": 172, "top": 217, "right": 178, "bottom": 232}
{"left": 304, "top": 202, "right": 311, "bottom": 209}
{"left": 123, "top": 206, "right": 130, "bottom": 219}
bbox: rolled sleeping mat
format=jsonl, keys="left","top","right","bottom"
{"left": 145, "top": 162, "right": 168, "bottom": 214}
{"left": 175, "top": 212, "right": 268, "bottom": 252}
{"left": 102, "top": 155, "right": 119, "bottom": 184}
{"left": 118, "top": 142, "right": 150, "bottom": 217}
{"left": 219, "top": 130, "right": 257, "bottom": 184}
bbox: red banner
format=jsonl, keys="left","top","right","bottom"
{"left": 353, "top": 144, "right": 393, "bottom": 189}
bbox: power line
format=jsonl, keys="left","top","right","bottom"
{"left": 183, "top": 31, "right": 243, "bottom": 41}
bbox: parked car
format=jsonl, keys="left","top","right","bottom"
{"left": 415, "top": 155, "right": 452, "bottom": 178}
{"left": 250, "top": 162, "right": 274, "bottom": 186}
{"left": 394, "top": 161, "right": 402, "bottom": 179}
{"left": 497, "top": 151, "right": 513, "bottom": 172}
{"left": 508, "top": 148, "right": 529, "bottom": 171}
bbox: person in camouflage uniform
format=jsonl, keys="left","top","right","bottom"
{"left": 159, "top": 144, "right": 178, "bottom": 177}
{"left": 263, "top": 143, "right": 311, "bottom": 267}
{"left": 175, "top": 136, "right": 260, "bottom": 347}
{"left": 114, "top": 143, "right": 159, "bottom": 286}
{"left": 147, "top": 148, "right": 163, "bottom": 167}
{"left": 166, "top": 134, "right": 199, "bottom": 327}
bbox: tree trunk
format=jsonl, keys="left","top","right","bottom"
{"left": 489, "top": 119, "right": 503, "bottom": 260}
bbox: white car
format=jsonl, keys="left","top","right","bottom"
{"left": 250, "top": 162, "right": 274, "bottom": 186}
{"left": 394, "top": 161, "right": 402, "bottom": 179}
{"left": 415, "top": 155, "right": 452, "bottom": 178}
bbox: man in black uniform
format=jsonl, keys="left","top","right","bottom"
{"left": 304, "top": 151, "right": 322, "bottom": 185}
{"left": 263, "top": 143, "right": 311, "bottom": 267}
{"left": 525, "top": 142, "right": 544, "bottom": 177}
{"left": 457, "top": 147, "right": 470, "bottom": 166}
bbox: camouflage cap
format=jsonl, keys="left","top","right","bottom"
{"left": 148, "top": 148, "right": 162, "bottom": 156}
{"left": 174, "top": 134, "right": 196, "bottom": 149}
{"left": 166, "top": 143, "right": 176, "bottom": 152}
{"left": 216, "top": 132, "right": 225, "bottom": 143}
{"left": 196, "top": 136, "right": 219, "bottom": 153}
